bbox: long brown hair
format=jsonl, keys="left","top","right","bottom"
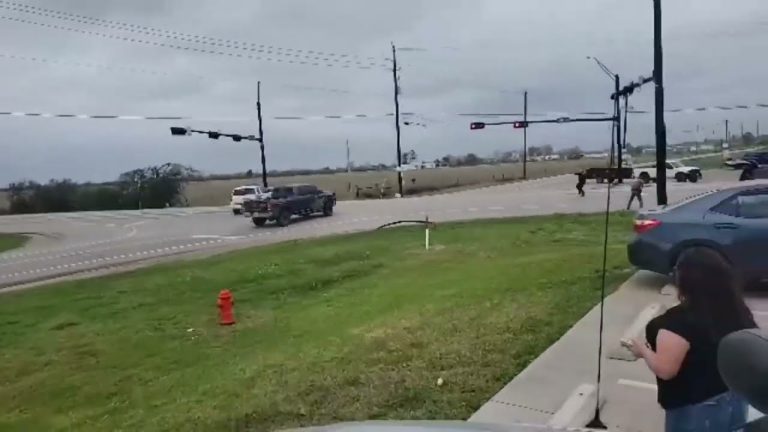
{"left": 675, "top": 247, "right": 756, "bottom": 339}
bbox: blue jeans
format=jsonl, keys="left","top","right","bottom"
{"left": 665, "top": 392, "right": 748, "bottom": 432}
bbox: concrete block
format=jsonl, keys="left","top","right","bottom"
{"left": 547, "top": 383, "right": 604, "bottom": 429}
{"left": 608, "top": 302, "right": 666, "bottom": 361}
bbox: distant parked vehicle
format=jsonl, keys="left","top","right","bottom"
{"left": 628, "top": 184, "right": 768, "bottom": 287}
{"left": 230, "top": 185, "right": 271, "bottom": 215}
{"left": 241, "top": 184, "right": 336, "bottom": 227}
{"left": 633, "top": 160, "right": 702, "bottom": 184}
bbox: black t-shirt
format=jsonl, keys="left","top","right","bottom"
{"left": 645, "top": 305, "right": 728, "bottom": 410}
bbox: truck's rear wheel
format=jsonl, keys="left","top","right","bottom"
{"left": 639, "top": 172, "right": 651, "bottom": 184}
{"left": 276, "top": 210, "right": 292, "bottom": 227}
{"left": 596, "top": 177, "right": 605, "bottom": 184}
{"left": 675, "top": 172, "right": 687, "bottom": 183}
{"left": 322, "top": 201, "right": 334, "bottom": 216}
{"left": 252, "top": 217, "right": 267, "bottom": 227}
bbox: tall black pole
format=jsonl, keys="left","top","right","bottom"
{"left": 523, "top": 91, "right": 528, "bottom": 179}
{"left": 653, "top": 0, "right": 668, "bottom": 206}
{"left": 392, "top": 43, "right": 404, "bottom": 197}
{"left": 257, "top": 81, "right": 268, "bottom": 188}
{"left": 758, "top": 120, "right": 761, "bottom": 138}
{"left": 725, "top": 119, "right": 729, "bottom": 149}
{"left": 615, "top": 74, "right": 623, "bottom": 182}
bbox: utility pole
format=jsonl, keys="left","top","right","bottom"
{"left": 653, "top": 0, "right": 668, "bottom": 206}
{"left": 257, "top": 81, "right": 268, "bottom": 188}
{"left": 725, "top": 119, "right": 729, "bottom": 149}
{"left": 392, "top": 43, "right": 404, "bottom": 197}
{"left": 614, "top": 74, "right": 623, "bottom": 181}
{"left": 758, "top": 120, "right": 761, "bottom": 138}
{"left": 346, "top": 139, "right": 351, "bottom": 172}
{"left": 740, "top": 122, "right": 744, "bottom": 140}
{"left": 523, "top": 91, "right": 528, "bottom": 179}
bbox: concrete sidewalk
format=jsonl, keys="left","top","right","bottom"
{"left": 469, "top": 271, "right": 675, "bottom": 432}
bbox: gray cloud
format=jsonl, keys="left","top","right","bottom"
{"left": 1, "top": 0, "right": 767, "bottom": 184}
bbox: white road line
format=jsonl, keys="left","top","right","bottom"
{"left": 618, "top": 379, "right": 657, "bottom": 391}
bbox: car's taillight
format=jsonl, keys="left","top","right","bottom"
{"left": 634, "top": 219, "right": 662, "bottom": 234}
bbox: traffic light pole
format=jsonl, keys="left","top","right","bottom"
{"left": 392, "top": 43, "right": 404, "bottom": 197}
{"left": 654, "top": 0, "right": 668, "bottom": 206}
{"left": 257, "top": 81, "right": 268, "bottom": 188}
{"left": 523, "top": 91, "right": 528, "bottom": 179}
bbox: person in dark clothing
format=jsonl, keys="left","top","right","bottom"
{"left": 628, "top": 247, "right": 757, "bottom": 432}
{"left": 627, "top": 177, "right": 644, "bottom": 210}
{"left": 575, "top": 171, "right": 586, "bottom": 197}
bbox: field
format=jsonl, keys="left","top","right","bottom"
{"left": 0, "top": 213, "right": 633, "bottom": 432}
{"left": 184, "top": 160, "right": 597, "bottom": 206}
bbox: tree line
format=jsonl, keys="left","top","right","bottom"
{"left": 6, "top": 163, "right": 196, "bottom": 214}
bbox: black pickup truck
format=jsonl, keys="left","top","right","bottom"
{"left": 242, "top": 184, "right": 336, "bottom": 227}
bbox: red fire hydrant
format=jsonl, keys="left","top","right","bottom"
{"left": 217, "top": 290, "right": 235, "bottom": 326}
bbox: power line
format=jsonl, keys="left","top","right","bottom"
{"left": 0, "top": 14, "right": 388, "bottom": 71}
{"left": 0, "top": 1, "right": 389, "bottom": 69}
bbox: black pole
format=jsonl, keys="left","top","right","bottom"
{"left": 523, "top": 91, "right": 528, "bottom": 179}
{"left": 725, "top": 120, "right": 729, "bottom": 148}
{"left": 615, "top": 74, "right": 623, "bottom": 181}
{"left": 653, "top": 0, "right": 668, "bottom": 206}
{"left": 257, "top": 81, "right": 268, "bottom": 188}
{"left": 392, "top": 43, "right": 404, "bottom": 197}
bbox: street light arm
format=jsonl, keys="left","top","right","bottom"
{"left": 587, "top": 56, "right": 616, "bottom": 81}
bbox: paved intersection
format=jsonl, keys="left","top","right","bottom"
{"left": 0, "top": 170, "right": 754, "bottom": 290}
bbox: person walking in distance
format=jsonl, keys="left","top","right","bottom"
{"left": 627, "top": 177, "right": 644, "bottom": 210}
{"left": 627, "top": 248, "right": 756, "bottom": 432}
{"left": 575, "top": 170, "right": 586, "bottom": 197}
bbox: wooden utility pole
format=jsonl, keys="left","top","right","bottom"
{"left": 257, "top": 81, "right": 268, "bottom": 188}
{"left": 391, "top": 43, "right": 404, "bottom": 196}
{"left": 346, "top": 139, "right": 351, "bottom": 172}
{"left": 653, "top": 0, "right": 668, "bottom": 206}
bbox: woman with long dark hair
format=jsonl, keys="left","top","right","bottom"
{"left": 629, "top": 247, "right": 757, "bottom": 432}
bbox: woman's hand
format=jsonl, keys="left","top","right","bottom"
{"left": 629, "top": 337, "right": 649, "bottom": 359}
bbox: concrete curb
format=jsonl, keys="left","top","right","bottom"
{"left": 608, "top": 302, "right": 666, "bottom": 361}
{"left": 547, "top": 383, "right": 604, "bottom": 429}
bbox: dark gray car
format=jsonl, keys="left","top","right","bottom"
{"left": 628, "top": 184, "right": 768, "bottom": 286}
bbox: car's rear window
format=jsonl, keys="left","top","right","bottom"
{"left": 232, "top": 188, "right": 256, "bottom": 196}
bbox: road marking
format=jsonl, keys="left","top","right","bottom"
{"left": 618, "top": 379, "right": 657, "bottom": 391}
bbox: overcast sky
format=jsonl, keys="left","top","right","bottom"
{"left": 1, "top": 0, "right": 767, "bottom": 184}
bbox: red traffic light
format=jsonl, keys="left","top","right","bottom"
{"left": 513, "top": 121, "right": 528, "bottom": 129}
{"left": 470, "top": 122, "right": 486, "bottom": 130}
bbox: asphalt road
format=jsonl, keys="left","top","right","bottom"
{"left": 0, "top": 170, "right": 758, "bottom": 291}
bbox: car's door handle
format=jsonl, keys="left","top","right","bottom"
{"left": 714, "top": 223, "right": 741, "bottom": 230}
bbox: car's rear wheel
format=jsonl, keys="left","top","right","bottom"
{"left": 322, "top": 201, "right": 334, "bottom": 216}
{"left": 675, "top": 172, "right": 688, "bottom": 183}
{"left": 276, "top": 210, "right": 292, "bottom": 227}
{"left": 252, "top": 217, "right": 267, "bottom": 227}
{"left": 688, "top": 173, "right": 699, "bottom": 183}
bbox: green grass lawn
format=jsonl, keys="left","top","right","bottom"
{"left": 0, "top": 214, "right": 634, "bottom": 432}
{"left": 0, "top": 233, "right": 27, "bottom": 253}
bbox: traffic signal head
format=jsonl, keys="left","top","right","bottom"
{"left": 208, "top": 131, "right": 221, "bottom": 140}
{"left": 513, "top": 121, "right": 528, "bottom": 129}
{"left": 231, "top": 134, "right": 243, "bottom": 142}
{"left": 470, "top": 122, "right": 486, "bottom": 130}
{"left": 170, "top": 126, "right": 190, "bottom": 136}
